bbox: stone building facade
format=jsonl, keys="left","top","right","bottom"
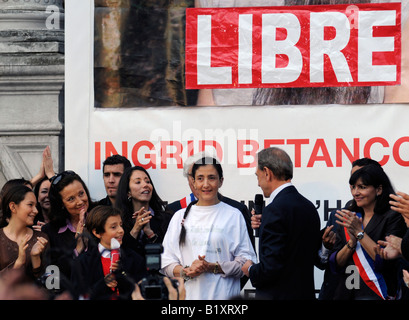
{"left": 0, "top": 0, "right": 64, "bottom": 188}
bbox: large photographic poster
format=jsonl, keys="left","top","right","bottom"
{"left": 94, "top": 0, "right": 409, "bottom": 107}
{"left": 66, "top": 0, "right": 409, "bottom": 295}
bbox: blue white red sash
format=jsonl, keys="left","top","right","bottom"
{"left": 344, "top": 214, "right": 389, "bottom": 300}
{"left": 179, "top": 193, "right": 197, "bottom": 209}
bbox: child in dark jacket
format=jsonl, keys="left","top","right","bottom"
{"left": 71, "top": 205, "right": 147, "bottom": 299}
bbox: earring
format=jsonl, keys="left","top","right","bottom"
{"left": 128, "top": 195, "right": 132, "bottom": 201}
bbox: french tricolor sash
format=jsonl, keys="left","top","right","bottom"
{"left": 344, "top": 214, "right": 389, "bottom": 300}
{"left": 179, "top": 193, "right": 196, "bottom": 209}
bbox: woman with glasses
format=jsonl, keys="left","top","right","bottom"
{"left": 115, "top": 166, "right": 173, "bottom": 257}
{"left": 41, "top": 171, "right": 96, "bottom": 291}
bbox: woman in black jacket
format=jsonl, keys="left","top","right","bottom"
{"left": 115, "top": 166, "right": 173, "bottom": 257}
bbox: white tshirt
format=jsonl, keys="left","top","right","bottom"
{"left": 161, "top": 201, "right": 256, "bottom": 300}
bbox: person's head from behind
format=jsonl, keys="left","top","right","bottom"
{"left": 255, "top": 147, "right": 293, "bottom": 197}
{"left": 348, "top": 164, "right": 393, "bottom": 215}
{"left": 48, "top": 171, "right": 91, "bottom": 225}
{"left": 351, "top": 157, "right": 381, "bottom": 175}
{"left": 102, "top": 155, "right": 131, "bottom": 203}
{"left": 0, "top": 185, "right": 38, "bottom": 228}
{"left": 191, "top": 157, "right": 224, "bottom": 205}
{"left": 86, "top": 205, "right": 124, "bottom": 249}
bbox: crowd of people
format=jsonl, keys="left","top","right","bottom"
{"left": 1, "top": 145, "right": 409, "bottom": 301}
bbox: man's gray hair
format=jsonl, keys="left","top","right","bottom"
{"left": 257, "top": 147, "right": 293, "bottom": 180}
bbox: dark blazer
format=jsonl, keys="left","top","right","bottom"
{"left": 401, "top": 228, "right": 409, "bottom": 261}
{"left": 122, "top": 208, "right": 173, "bottom": 257}
{"left": 70, "top": 244, "right": 147, "bottom": 300}
{"left": 330, "top": 209, "right": 407, "bottom": 299}
{"left": 249, "top": 185, "right": 321, "bottom": 300}
{"left": 41, "top": 222, "right": 77, "bottom": 284}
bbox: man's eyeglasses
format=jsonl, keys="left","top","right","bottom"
{"left": 50, "top": 170, "right": 76, "bottom": 186}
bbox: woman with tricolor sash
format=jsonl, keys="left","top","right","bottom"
{"left": 329, "top": 164, "right": 407, "bottom": 300}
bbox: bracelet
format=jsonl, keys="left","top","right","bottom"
{"left": 147, "top": 233, "right": 158, "bottom": 243}
{"left": 346, "top": 242, "right": 356, "bottom": 251}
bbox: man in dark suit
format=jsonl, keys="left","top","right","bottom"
{"left": 242, "top": 147, "right": 321, "bottom": 300}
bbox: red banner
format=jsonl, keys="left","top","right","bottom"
{"left": 185, "top": 3, "right": 401, "bottom": 89}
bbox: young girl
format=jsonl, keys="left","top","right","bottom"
{"left": 161, "top": 157, "right": 257, "bottom": 300}
{"left": 71, "top": 205, "right": 147, "bottom": 300}
{"left": 0, "top": 185, "right": 49, "bottom": 279}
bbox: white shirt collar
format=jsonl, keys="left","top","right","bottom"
{"left": 98, "top": 243, "right": 111, "bottom": 258}
{"left": 267, "top": 182, "right": 293, "bottom": 205}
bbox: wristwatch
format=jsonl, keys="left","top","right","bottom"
{"left": 213, "top": 261, "right": 219, "bottom": 274}
{"left": 180, "top": 267, "right": 192, "bottom": 281}
{"left": 356, "top": 231, "right": 365, "bottom": 240}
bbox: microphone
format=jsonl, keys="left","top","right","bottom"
{"left": 254, "top": 194, "right": 264, "bottom": 237}
{"left": 110, "top": 238, "right": 121, "bottom": 272}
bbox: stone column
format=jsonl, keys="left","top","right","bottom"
{"left": 0, "top": 0, "right": 64, "bottom": 187}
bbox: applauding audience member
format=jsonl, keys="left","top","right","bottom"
{"left": 42, "top": 171, "right": 96, "bottom": 289}
{"left": 331, "top": 164, "right": 407, "bottom": 300}
{"left": 115, "top": 166, "right": 173, "bottom": 257}
{"left": 0, "top": 185, "right": 49, "bottom": 279}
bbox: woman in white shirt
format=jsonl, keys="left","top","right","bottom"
{"left": 161, "top": 156, "right": 256, "bottom": 300}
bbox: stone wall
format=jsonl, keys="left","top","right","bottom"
{"left": 0, "top": 0, "right": 64, "bottom": 188}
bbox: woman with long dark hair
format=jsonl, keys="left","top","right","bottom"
{"left": 115, "top": 166, "right": 173, "bottom": 256}
{"left": 42, "top": 171, "right": 96, "bottom": 286}
{"left": 0, "top": 185, "right": 49, "bottom": 279}
{"left": 32, "top": 177, "right": 52, "bottom": 231}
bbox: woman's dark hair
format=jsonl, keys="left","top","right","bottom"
{"left": 85, "top": 205, "right": 122, "bottom": 242}
{"left": 33, "top": 176, "right": 50, "bottom": 224}
{"left": 48, "top": 171, "right": 95, "bottom": 228}
{"left": 179, "top": 157, "right": 223, "bottom": 246}
{"left": 191, "top": 156, "right": 223, "bottom": 180}
{"left": 115, "top": 166, "right": 168, "bottom": 233}
{"left": 347, "top": 164, "right": 394, "bottom": 215}
{"left": 351, "top": 157, "right": 381, "bottom": 169}
{"left": 0, "top": 185, "right": 34, "bottom": 228}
